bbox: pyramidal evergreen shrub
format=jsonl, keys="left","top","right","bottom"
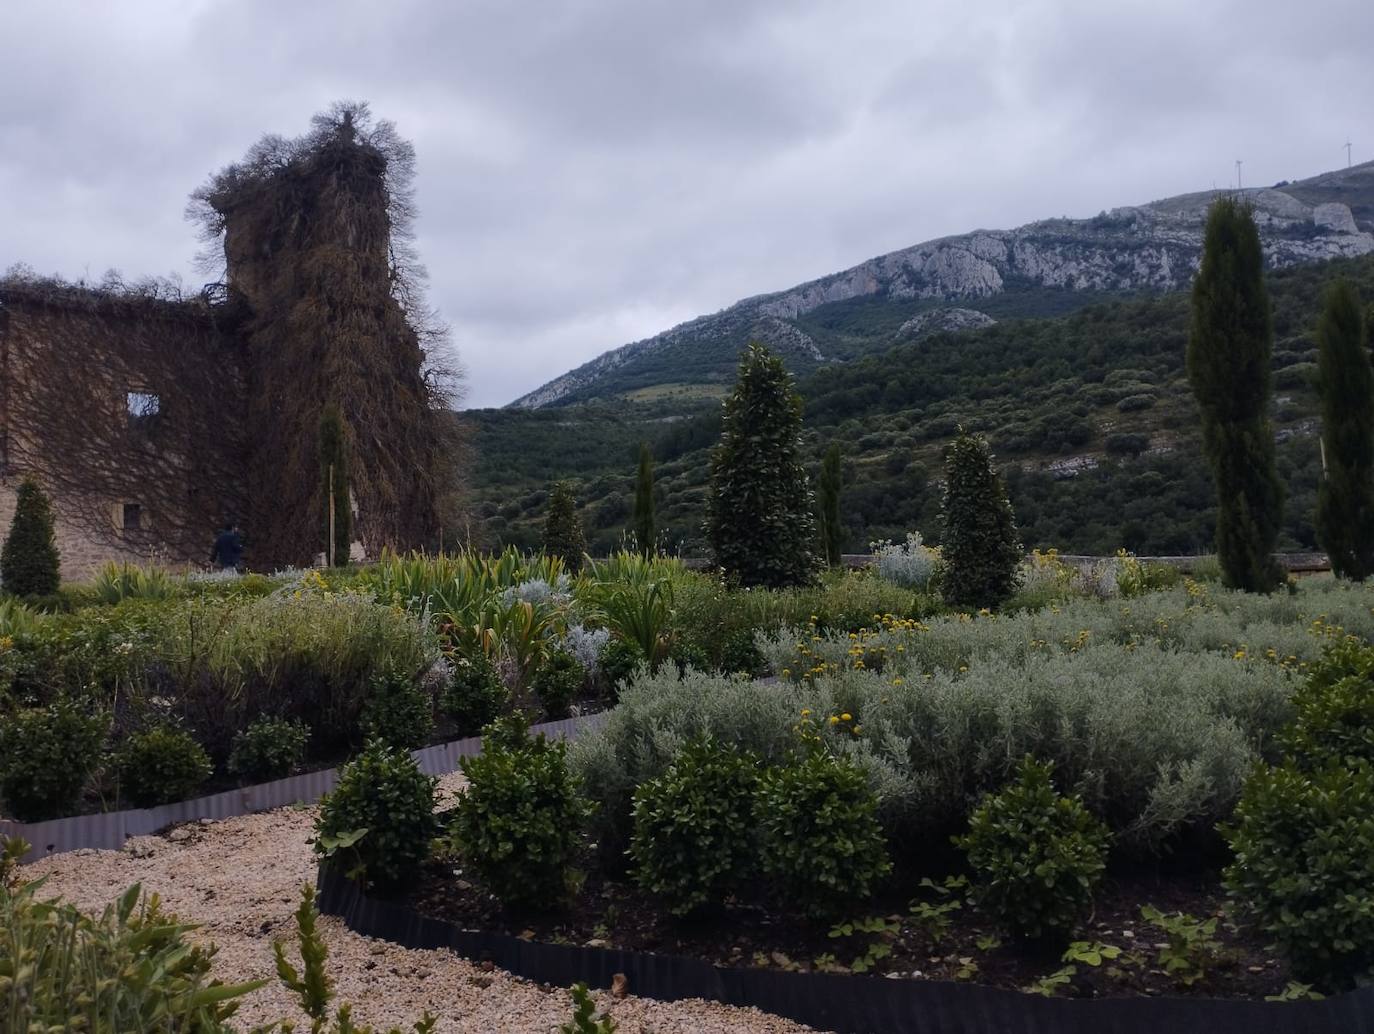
{"left": 632, "top": 441, "right": 655, "bottom": 557}
{"left": 1314, "top": 279, "right": 1374, "bottom": 581}
{"left": 706, "top": 343, "right": 818, "bottom": 588}
{"left": 543, "top": 480, "right": 586, "bottom": 572}
{"left": 1187, "top": 198, "right": 1285, "bottom": 592}
{"left": 1, "top": 477, "right": 61, "bottom": 598}
{"left": 939, "top": 430, "right": 1022, "bottom": 610}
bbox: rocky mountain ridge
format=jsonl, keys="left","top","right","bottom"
{"left": 510, "top": 161, "right": 1374, "bottom": 408}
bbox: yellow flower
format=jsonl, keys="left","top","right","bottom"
{"left": 828, "top": 715, "right": 839, "bottom": 725}
{"left": 801, "top": 708, "right": 812, "bottom": 717}
{"left": 840, "top": 712, "right": 852, "bottom": 722}
{"left": 891, "top": 677, "right": 903, "bottom": 685}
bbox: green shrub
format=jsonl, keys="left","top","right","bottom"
{"left": 1223, "top": 761, "right": 1374, "bottom": 988}
{"left": 940, "top": 430, "right": 1022, "bottom": 611}
{"left": 1283, "top": 638, "right": 1374, "bottom": 767}
{"left": 227, "top": 716, "right": 310, "bottom": 782}
{"left": 955, "top": 757, "right": 1110, "bottom": 940}
{"left": 116, "top": 726, "right": 213, "bottom": 808}
{"left": 755, "top": 749, "right": 890, "bottom": 918}
{"left": 597, "top": 636, "right": 643, "bottom": 694}
{"left": 717, "top": 627, "right": 763, "bottom": 675}
{"left": 0, "top": 879, "right": 260, "bottom": 1031}
{"left": 0, "top": 476, "right": 60, "bottom": 598}
{"left": 440, "top": 653, "right": 507, "bottom": 734}
{"left": 448, "top": 714, "right": 590, "bottom": 909}
{"left": 629, "top": 737, "right": 759, "bottom": 915}
{"left": 0, "top": 700, "right": 108, "bottom": 821}
{"left": 90, "top": 562, "right": 177, "bottom": 605}
{"left": 314, "top": 739, "right": 439, "bottom": 891}
{"left": 531, "top": 649, "right": 584, "bottom": 719}
{"left": 360, "top": 665, "right": 435, "bottom": 749}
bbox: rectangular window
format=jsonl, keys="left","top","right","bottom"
{"left": 126, "top": 391, "right": 161, "bottom": 431}
{"left": 122, "top": 503, "right": 142, "bottom": 531}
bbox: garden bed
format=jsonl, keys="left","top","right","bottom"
{"left": 402, "top": 861, "right": 1290, "bottom": 1001}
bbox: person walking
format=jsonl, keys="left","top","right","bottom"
{"left": 210, "top": 520, "right": 244, "bottom": 572}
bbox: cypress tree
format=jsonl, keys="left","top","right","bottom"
{"left": 1186, "top": 198, "right": 1285, "bottom": 592}
{"left": 940, "top": 430, "right": 1022, "bottom": 610}
{"left": 1, "top": 477, "right": 61, "bottom": 597}
{"left": 706, "top": 343, "right": 818, "bottom": 587}
{"left": 632, "top": 442, "right": 655, "bottom": 557}
{"left": 543, "top": 481, "right": 586, "bottom": 571}
{"left": 318, "top": 404, "right": 352, "bottom": 566}
{"left": 1315, "top": 280, "right": 1374, "bottom": 580}
{"left": 818, "top": 442, "right": 843, "bottom": 567}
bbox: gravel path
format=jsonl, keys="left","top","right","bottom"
{"left": 25, "top": 775, "right": 823, "bottom": 1034}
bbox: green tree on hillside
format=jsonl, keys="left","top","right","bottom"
{"left": 940, "top": 430, "right": 1022, "bottom": 610}
{"left": 818, "top": 443, "right": 844, "bottom": 567}
{"left": 318, "top": 404, "right": 352, "bottom": 567}
{"left": 632, "top": 442, "right": 655, "bottom": 557}
{"left": 707, "top": 343, "right": 818, "bottom": 587}
{"left": 1187, "top": 198, "right": 1285, "bottom": 592}
{"left": 1, "top": 477, "right": 61, "bottom": 597}
{"left": 544, "top": 481, "right": 586, "bottom": 571}
{"left": 1315, "top": 280, "right": 1374, "bottom": 580}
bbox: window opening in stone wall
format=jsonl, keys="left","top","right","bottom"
{"left": 126, "top": 391, "right": 161, "bottom": 431}
{"left": 122, "top": 503, "right": 142, "bottom": 531}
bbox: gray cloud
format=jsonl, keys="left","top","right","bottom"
{"left": 2, "top": 0, "right": 1372, "bottom": 406}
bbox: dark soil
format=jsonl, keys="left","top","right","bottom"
{"left": 405, "top": 862, "right": 1295, "bottom": 1001}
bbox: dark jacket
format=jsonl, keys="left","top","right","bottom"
{"left": 210, "top": 529, "right": 244, "bottom": 569}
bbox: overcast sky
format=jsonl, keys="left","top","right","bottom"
{"left": 3, "top": 1, "right": 1371, "bottom": 407}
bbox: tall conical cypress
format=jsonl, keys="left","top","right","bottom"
{"left": 319, "top": 404, "right": 352, "bottom": 566}
{"left": 706, "top": 343, "right": 818, "bottom": 587}
{"left": 1186, "top": 198, "right": 1285, "bottom": 592}
{"left": 632, "top": 442, "right": 655, "bottom": 557}
{"left": 1315, "top": 280, "right": 1374, "bottom": 580}
{"left": 818, "top": 443, "right": 843, "bottom": 567}
{"left": 543, "top": 481, "right": 586, "bottom": 571}
{"left": 940, "top": 430, "right": 1022, "bottom": 610}
{"left": 1, "top": 477, "right": 61, "bottom": 597}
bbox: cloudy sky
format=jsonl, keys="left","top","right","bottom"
{"left": 3, "top": 1, "right": 1371, "bottom": 407}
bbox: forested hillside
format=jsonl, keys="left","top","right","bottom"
{"left": 464, "top": 253, "right": 1374, "bottom": 557}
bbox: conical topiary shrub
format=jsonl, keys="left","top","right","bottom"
{"left": 1, "top": 477, "right": 60, "bottom": 597}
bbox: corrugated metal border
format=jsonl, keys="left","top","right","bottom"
{"left": 0, "top": 712, "right": 606, "bottom": 864}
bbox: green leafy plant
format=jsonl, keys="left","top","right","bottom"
{"left": 360, "top": 664, "right": 435, "bottom": 749}
{"left": 1139, "top": 904, "right": 1225, "bottom": 988}
{"left": 0, "top": 700, "right": 108, "bottom": 821}
{"left": 1282, "top": 637, "right": 1374, "bottom": 768}
{"left": 1024, "top": 941, "right": 1121, "bottom": 997}
{"left": 755, "top": 750, "right": 891, "bottom": 918}
{"left": 448, "top": 713, "right": 591, "bottom": 909}
{"left": 274, "top": 884, "right": 437, "bottom": 1034}
{"left": 90, "top": 562, "right": 177, "bottom": 604}
{"left": 629, "top": 736, "right": 758, "bottom": 915}
{"left": 314, "top": 739, "right": 439, "bottom": 891}
{"left": 1, "top": 476, "right": 60, "bottom": 598}
{"left": 0, "top": 878, "right": 263, "bottom": 1031}
{"left": 596, "top": 636, "right": 643, "bottom": 695}
{"left": 1265, "top": 981, "right": 1326, "bottom": 1002}
{"left": 827, "top": 915, "right": 898, "bottom": 973}
{"left": 955, "top": 756, "right": 1110, "bottom": 941}
{"left": 531, "top": 649, "right": 585, "bottom": 720}
{"left": 544, "top": 481, "right": 586, "bottom": 572}
{"left": 560, "top": 983, "right": 617, "bottom": 1034}
{"left": 440, "top": 652, "right": 508, "bottom": 734}
{"left": 116, "top": 725, "right": 212, "bottom": 808}
{"left": 1222, "top": 760, "right": 1374, "bottom": 988}
{"left": 227, "top": 715, "right": 310, "bottom": 782}
{"left": 908, "top": 875, "right": 967, "bottom": 946}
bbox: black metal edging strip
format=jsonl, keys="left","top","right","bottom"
{"left": 314, "top": 865, "right": 1374, "bottom": 1034}
{"left": 1, "top": 712, "right": 606, "bottom": 864}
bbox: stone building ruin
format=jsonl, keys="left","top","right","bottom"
{"left": 0, "top": 105, "right": 448, "bottom": 579}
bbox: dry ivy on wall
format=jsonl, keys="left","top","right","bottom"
{"left": 190, "top": 102, "right": 458, "bottom": 568}
{"left": 0, "top": 272, "right": 249, "bottom": 564}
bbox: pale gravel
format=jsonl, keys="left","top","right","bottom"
{"left": 25, "top": 773, "right": 824, "bottom": 1034}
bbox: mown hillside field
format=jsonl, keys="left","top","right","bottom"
{"left": 463, "top": 253, "right": 1374, "bottom": 557}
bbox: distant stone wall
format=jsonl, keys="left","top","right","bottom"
{"left": 0, "top": 284, "right": 248, "bottom": 581}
